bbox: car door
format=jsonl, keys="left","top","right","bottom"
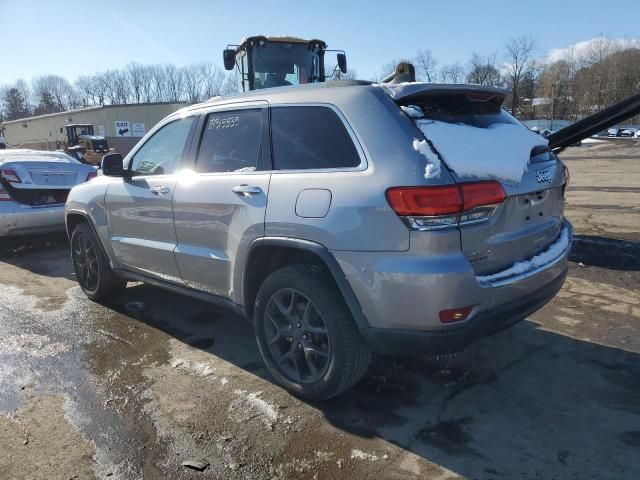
{"left": 105, "top": 116, "right": 196, "bottom": 283}
{"left": 172, "top": 103, "right": 270, "bottom": 298}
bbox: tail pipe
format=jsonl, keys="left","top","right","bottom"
{"left": 548, "top": 93, "right": 640, "bottom": 152}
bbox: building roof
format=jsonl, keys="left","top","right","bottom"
{"left": 0, "top": 101, "right": 189, "bottom": 126}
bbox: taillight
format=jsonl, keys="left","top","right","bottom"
{"left": 386, "top": 181, "right": 506, "bottom": 230}
{"left": 85, "top": 171, "right": 97, "bottom": 182}
{"left": 459, "top": 182, "right": 506, "bottom": 211}
{"left": 1, "top": 169, "right": 21, "bottom": 183}
{"left": 386, "top": 185, "right": 463, "bottom": 216}
{"left": 0, "top": 186, "right": 11, "bottom": 201}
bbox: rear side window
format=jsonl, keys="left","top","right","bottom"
{"left": 197, "top": 109, "right": 262, "bottom": 173}
{"left": 271, "top": 106, "right": 361, "bottom": 170}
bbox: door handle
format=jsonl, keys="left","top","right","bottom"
{"left": 149, "top": 185, "right": 171, "bottom": 195}
{"left": 232, "top": 185, "right": 262, "bottom": 196}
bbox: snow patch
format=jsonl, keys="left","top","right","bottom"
{"left": 232, "top": 389, "right": 279, "bottom": 424}
{"left": 412, "top": 139, "right": 441, "bottom": 179}
{"left": 374, "top": 82, "right": 429, "bottom": 99}
{"left": 415, "top": 120, "right": 547, "bottom": 183}
{"left": 170, "top": 358, "right": 215, "bottom": 377}
{"left": 0, "top": 334, "right": 69, "bottom": 358}
{"left": 350, "top": 449, "right": 379, "bottom": 461}
{"left": 0, "top": 149, "right": 78, "bottom": 164}
{"left": 477, "top": 226, "right": 571, "bottom": 284}
{"left": 401, "top": 105, "right": 423, "bottom": 118}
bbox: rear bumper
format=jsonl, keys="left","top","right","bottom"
{"left": 0, "top": 202, "right": 65, "bottom": 236}
{"left": 360, "top": 266, "right": 567, "bottom": 355}
{"left": 333, "top": 220, "right": 572, "bottom": 355}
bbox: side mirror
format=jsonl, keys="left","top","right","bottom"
{"left": 337, "top": 53, "right": 347, "bottom": 74}
{"left": 101, "top": 153, "right": 125, "bottom": 177}
{"left": 223, "top": 49, "right": 236, "bottom": 71}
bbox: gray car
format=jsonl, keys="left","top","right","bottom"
{"left": 65, "top": 81, "right": 572, "bottom": 400}
{"left": 0, "top": 149, "right": 97, "bottom": 236}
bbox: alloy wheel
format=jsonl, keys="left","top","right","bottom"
{"left": 72, "top": 232, "right": 99, "bottom": 292}
{"left": 264, "top": 288, "right": 331, "bottom": 383}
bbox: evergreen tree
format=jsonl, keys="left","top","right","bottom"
{"left": 2, "top": 88, "right": 31, "bottom": 120}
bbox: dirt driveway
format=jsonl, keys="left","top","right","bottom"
{"left": 0, "top": 140, "right": 638, "bottom": 480}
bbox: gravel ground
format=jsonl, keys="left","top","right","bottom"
{"left": 0, "top": 139, "right": 638, "bottom": 480}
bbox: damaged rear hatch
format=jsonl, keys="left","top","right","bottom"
{"left": 0, "top": 149, "right": 97, "bottom": 206}
{"left": 389, "top": 84, "right": 569, "bottom": 279}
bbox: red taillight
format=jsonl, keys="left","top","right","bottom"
{"left": 386, "top": 181, "right": 506, "bottom": 217}
{"left": 439, "top": 306, "right": 474, "bottom": 323}
{"left": 1, "top": 169, "right": 21, "bottom": 183}
{"left": 85, "top": 171, "right": 97, "bottom": 182}
{"left": 460, "top": 181, "right": 506, "bottom": 211}
{"left": 386, "top": 185, "right": 463, "bottom": 216}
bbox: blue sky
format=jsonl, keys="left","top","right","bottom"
{"left": 0, "top": 0, "right": 637, "bottom": 85}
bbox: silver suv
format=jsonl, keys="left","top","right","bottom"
{"left": 65, "top": 81, "right": 572, "bottom": 400}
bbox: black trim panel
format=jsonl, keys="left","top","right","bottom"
{"left": 243, "top": 237, "right": 370, "bottom": 329}
{"left": 361, "top": 267, "right": 568, "bottom": 355}
{"left": 114, "top": 268, "right": 247, "bottom": 318}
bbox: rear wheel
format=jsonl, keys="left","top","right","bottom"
{"left": 254, "top": 264, "right": 370, "bottom": 400}
{"left": 71, "top": 222, "right": 125, "bottom": 301}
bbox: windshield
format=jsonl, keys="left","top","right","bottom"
{"left": 251, "top": 41, "right": 322, "bottom": 89}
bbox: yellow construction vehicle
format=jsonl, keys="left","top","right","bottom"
{"left": 63, "top": 124, "right": 114, "bottom": 165}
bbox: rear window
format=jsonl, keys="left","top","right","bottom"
{"left": 271, "top": 106, "right": 361, "bottom": 170}
{"left": 402, "top": 93, "right": 520, "bottom": 128}
{"left": 197, "top": 109, "right": 262, "bottom": 173}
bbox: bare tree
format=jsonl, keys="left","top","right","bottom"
{"left": 503, "top": 35, "right": 538, "bottom": 114}
{"left": 199, "top": 62, "right": 226, "bottom": 99}
{"left": 149, "top": 65, "right": 167, "bottom": 102}
{"left": 164, "top": 64, "right": 184, "bottom": 102}
{"left": 182, "top": 64, "right": 205, "bottom": 103}
{"left": 126, "top": 63, "right": 145, "bottom": 104}
{"left": 466, "top": 53, "right": 501, "bottom": 85}
{"left": 440, "top": 63, "right": 465, "bottom": 83}
{"left": 32, "top": 75, "right": 77, "bottom": 111}
{"left": 414, "top": 49, "right": 438, "bottom": 82}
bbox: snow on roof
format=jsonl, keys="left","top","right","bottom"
{"left": 0, "top": 149, "right": 77, "bottom": 163}
{"left": 375, "top": 82, "right": 508, "bottom": 101}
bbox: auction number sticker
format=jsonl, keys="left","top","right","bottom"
{"left": 208, "top": 116, "right": 240, "bottom": 130}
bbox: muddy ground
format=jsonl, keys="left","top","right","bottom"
{"left": 0, "top": 139, "right": 638, "bottom": 480}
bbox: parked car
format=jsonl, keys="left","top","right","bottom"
{"left": 0, "top": 149, "right": 97, "bottom": 236}
{"left": 65, "top": 82, "right": 572, "bottom": 400}
{"left": 607, "top": 128, "right": 620, "bottom": 137}
{"left": 619, "top": 128, "right": 636, "bottom": 137}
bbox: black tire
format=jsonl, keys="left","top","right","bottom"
{"left": 70, "top": 222, "right": 126, "bottom": 301}
{"left": 254, "top": 264, "right": 371, "bottom": 400}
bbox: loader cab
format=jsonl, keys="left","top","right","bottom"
{"left": 64, "top": 123, "right": 111, "bottom": 165}
{"left": 223, "top": 36, "right": 347, "bottom": 92}
{"left": 66, "top": 124, "right": 94, "bottom": 147}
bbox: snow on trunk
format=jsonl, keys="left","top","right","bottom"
{"left": 476, "top": 226, "right": 570, "bottom": 284}
{"left": 415, "top": 120, "right": 547, "bottom": 184}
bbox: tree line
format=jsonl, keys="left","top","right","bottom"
{"left": 0, "top": 62, "right": 237, "bottom": 121}
{"left": 375, "top": 35, "right": 640, "bottom": 122}
{"left": 2, "top": 35, "right": 639, "bottom": 123}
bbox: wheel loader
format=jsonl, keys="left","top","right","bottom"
{"left": 63, "top": 124, "right": 114, "bottom": 165}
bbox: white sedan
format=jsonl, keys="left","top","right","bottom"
{"left": 0, "top": 149, "right": 97, "bottom": 236}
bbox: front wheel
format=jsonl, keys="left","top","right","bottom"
{"left": 71, "top": 222, "right": 126, "bottom": 301}
{"left": 254, "top": 264, "right": 371, "bottom": 400}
